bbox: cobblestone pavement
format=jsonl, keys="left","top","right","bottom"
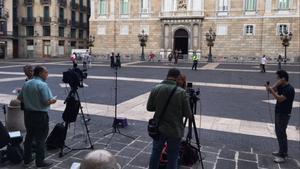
{"left": 0, "top": 114, "right": 299, "bottom": 169}
{"left": 0, "top": 60, "right": 299, "bottom": 169}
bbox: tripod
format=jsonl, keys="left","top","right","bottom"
{"left": 59, "top": 87, "right": 94, "bottom": 157}
{"left": 104, "top": 65, "right": 134, "bottom": 146}
{"left": 183, "top": 94, "right": 204, "bottom": 169}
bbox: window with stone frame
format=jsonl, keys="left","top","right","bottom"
{"left": 121, "top": 0, "right": 129, "bottom": 15}
{"left": 278, "top": 0, "right": 290, "bottom": 9}
{"left": 245, "top": 0, "right": 257, "bottom": 11}
{"left": 245, "top": 25, "right": 255, "bottom": 35}
{"left": 278, "top": 24, "right": 289, "bottom": 34}
{"left": 26, "top": 26, "right": 34, "bottom": 36}
{"left": 164, "top": 0, "right": 173, "bottom": 11}
{"left": 99, "top": 0, "right": 107, "bottom": 15}
{"left": 59, "top": 27, "right": 64, "bottom": 37}
{"left": 191, "top": 0, "right": 201, "bottom": 11}
{"left": 141, "top": 0, "right": 150, "bottom": 13}
{"left": 218, "top": 0, "right": 228, "bottom": 11}
{"left": 43, "top": 26, "right": 51, "bottom": 36}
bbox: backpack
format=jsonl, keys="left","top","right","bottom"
{"left": 180, "top": 141, "right": 199, "bottom": 166}
{"left": 7, "top": 144, "right": 23, "bottom": 164}
{"left": 0, "top": 121, "right": 10, "bottom": 149}
{"left": 46, "top": 123, "right": 66, "bottom": 150}
{"left": 62, "top": 96, "right": 80, "bottom": 123}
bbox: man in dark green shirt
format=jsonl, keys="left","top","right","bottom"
{"left": 147, "top": 68, "right": 192, "bottom": 169}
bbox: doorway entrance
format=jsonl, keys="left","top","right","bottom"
{"left": 43, "top": 40, "right": 51, "bottom": 57}
{"left": 0, "top": 43, "right": 6, "bottom": 59}
{"left": 174, "top": 29, "right": 188, "bottom": 59}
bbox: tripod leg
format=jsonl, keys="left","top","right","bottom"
{"left": 191, "top": 118, "right": 204, "bottom": 169}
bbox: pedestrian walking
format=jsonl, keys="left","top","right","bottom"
{"left": 148, "top": 52, "right": 156, "bottom": 62}
{"left": 147, "top": 68, "right": 192, "bottom": 169}
{"left": 18, "top": 66, "right": 57, "bottom": 168}
{"left": 191, "top": 52, "right": 199, "bottom": 70}
{"left": 82, "top": 50, "right": 89, "bottom": 70}
{"left": 70, "top": 52, "right": 77, "bottom": 64}
{"left": 110, "top": 52, "right": 115, "bottom": 68}
{"left": 260, "top": 55, "right": 267, "bottom": 73}
{"left": 23, "top": 65, "right": 33, "bottom": 81}
{"left": 174, "top": 49, "right": 179, "bottom": 64}
{"left": 116, "top": 53, "right": 121, "bottom": 68}
{"left": 277, "top": 55, "right": 283, "bottom": 71}
{"left": 168, "top": 52, "right": 173, "bottom": 63}
{"left": 265, "top": 70, "right": 295, "bottom": 163}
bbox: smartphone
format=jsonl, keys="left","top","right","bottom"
{"left": 52, "top": 96, "right": 57, "bottom": 100}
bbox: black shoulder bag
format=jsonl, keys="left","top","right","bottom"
{"left": 148, "top": 86, "right": 177, "bottom": 140}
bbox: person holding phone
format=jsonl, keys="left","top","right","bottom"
{"left": 265, "top": 70, "right": 295, "bottom": 163}
{"left": 18, "top": 66, "right": 57, "bottom": 167}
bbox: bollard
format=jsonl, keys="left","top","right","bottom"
{"left": 6, "top": 99, "right": 25, "bottom": 132}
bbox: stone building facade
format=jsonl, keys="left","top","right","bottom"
{"left": 0, "top": 0, "right": 13, "bottom": 59}
{"left": 90, "top": 0, "right": 300, "bottom": 62}
{"left": 5, "top": 0, "right": 90, "bottom": 59}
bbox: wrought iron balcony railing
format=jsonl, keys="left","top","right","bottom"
{"left": 21, "top": 17, "right": 36, "bottom": 25}
{"left": 40, "top": 17, "right": 51, "bottom": 25}
{"left": 58, "top": 18, "right": 68, "bottom": 26}
{"left": 40, "top": 0, "right": 51, "bottom": 5}
{"left": 57, "top": 0, "right": 66, "bottom": 7}
{"left": 24, "top": 0, "right": 34, "bottom": 6}
{"left": 159, "top": 10, "right": 204, "bottom": 18}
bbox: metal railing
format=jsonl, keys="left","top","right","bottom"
{"left": 40, "top": 0, "right": 51, "bottom": 5}
{"left": 159, "top": 10, "right": 204, "bottom": 18}
{"left": 21, "top": 17, "right": 36, "bottom": 25}
{"left": 58, "top": 18, "right": 67, "bottom": 26}
{"left": 24, "top": 0, "right": 34, "bottom": 6}
{"left": 57, "top": 0, "right": 66, "bottom": 7}
{"left": 40, "top": 17, "right": 51, "bottom": 24}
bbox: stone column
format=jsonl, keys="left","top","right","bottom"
{"left": 168, "top": 24, "right": 172, "bottom": 50}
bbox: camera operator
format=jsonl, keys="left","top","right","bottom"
{"left": 147, "top": 68, "right": 192, "bottom": 169}
{"left": 265, "top": 70, "right": 295, "bottom": 163}
{"left": 18, "top": 66, "right": 56, "bottom": 167}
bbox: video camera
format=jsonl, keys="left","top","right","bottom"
{"left": 62, "top": 63, "right": 87, "bottom": 89}
{"left": 186, "top": 82, "right": 200, "bottom": 103}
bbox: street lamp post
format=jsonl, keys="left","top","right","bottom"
{"left": 279, "top": 30, "right": 292, "bottom": 63}
{"left": 88, "top": 35, "right": 95, "bottom": 54}
{"left": 138, "top": 30, "right": 148, "bottom": 61}
{"left": 205, "top": 28, "right": 216, "bottom": 62}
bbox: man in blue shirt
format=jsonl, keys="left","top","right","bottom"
{"left": 18, "top": 66, "right": 56, "bottom": 167}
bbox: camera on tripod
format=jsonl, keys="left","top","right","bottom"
{"left": 186, "top": 82, "right": 200, "bottom": 104}
{"left": 62, "top": 63, "right": 87, "bottom": 89}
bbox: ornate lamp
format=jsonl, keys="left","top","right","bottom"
{"left": 205, "top": 28, "right": 216, "bottom": 62}
{"left": 138, "top": 30, "right": 148, "bottom": 61}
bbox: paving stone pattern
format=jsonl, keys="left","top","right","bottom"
{"left": 0, "top": 112, "right": 299, "bottom": 169}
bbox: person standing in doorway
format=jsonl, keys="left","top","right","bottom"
{"left": 265, "top": 70, "right": 295, "bottom": 163}
{"left": 260, "top": 55, "right": 267, "bottom": 73}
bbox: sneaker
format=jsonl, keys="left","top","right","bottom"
{"left": 274, "top": 156, "right": 285, "bottom": 163}
{"left": 24, "top": 158, "right": 34, "bottom": 166}
{"left": 272, "top": 151, "right": 288, "bottom": 157}
{"left": 36, "top": 161, "right": 53, "bottom": 168}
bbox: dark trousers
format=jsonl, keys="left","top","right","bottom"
{"left": 24, "top": 111, "right": 49, "bottom": 165}
{"left": 261, "top": 64, "right": 266, "bottom": 72}
{"left": 192, "top": 61, "right": 198, "bottom": 70}
{"left": 275, "top": 113, "right": 290, "bottom": 157}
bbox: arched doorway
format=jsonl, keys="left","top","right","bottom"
{"left": 174, "top": 29, "right": 188, "bottom": 59}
